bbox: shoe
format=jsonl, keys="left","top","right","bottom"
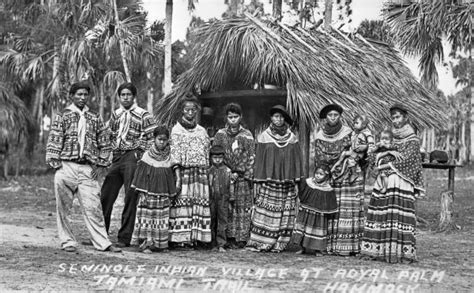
{"left": 81, "top": 239, "right": 93, "bottom": 246}
{"left": 115, "top": 242, "right": 129, "bottom": 248}
{"left": 218, "top": 247, "right": 226, "bottom": 252}
{"left": 63, "top": 246, "right": 77, "bottom": 252}
{"left": 105, "top": 245, "right": 122, "bottom": 253}
{"left": 245, "top": 246, "right": 260, "bottom": 252}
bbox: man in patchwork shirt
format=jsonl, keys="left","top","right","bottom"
{"left": 100, "top": 82, "right": 155, "bottom": 247}
{"left": 46, "top": 81, "right": 121, "bottom": 253}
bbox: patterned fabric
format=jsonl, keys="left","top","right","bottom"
{"left": 314, "top": 124, "right": 365, "bottom": 256}
{"left": 246, "top": 181, "right": 297, "bottom": 252}
{"left": 361, "top": 174, "right": 417, "bottom": 263}
{"left": 170, "top": 122, "right": 210, "bottom": 168}
{"left": 327, "top": 179, "right": 365, "bottom": 255}
{"left": 213, "top": 126, "right": 255, "bottom": 180}
{"left": 213, "top": 126, "right": 255, "bottom": 242}
{"left": 390, "top": 124, "right": 425, "bottom": 196}
{"left": 131, "top": 152, "right": 176, "bottom": 250}
{"left": 46, "top": 105, "right": 111, "bottom": 168}
{"left": 313, "top": 125, "right": 352, "bottom": 170}
{"left": 293, "top": 179, "right": 337, "bottom": 251}
{"left": 293, "top": 205, "right": 334, "bottom": 251}
{"left": 169, "top": 167, "right": 212, "bottom": 243}
{"left": 66, "top": 104, "right": 87, "bottom": 157}
{"left": 109, "top": 105, "right": 155, "bottom": 152}
{"left": 228, "top": 178, "right": 253, "bottom": 242}
{"left": 131, "top": 192, "right": 171, "bottom": 250}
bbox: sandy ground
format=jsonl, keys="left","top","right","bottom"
{"left": 0, "top": 167, "right": 473, "bottom": 292}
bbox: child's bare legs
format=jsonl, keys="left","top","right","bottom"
{"left": 377, "top": 173, "right": 387, "bottom": 193}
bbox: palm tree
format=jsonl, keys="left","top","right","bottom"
{"left": 385, "top": 0, "right": 472, "bottom": 161}
{"left": 163, "top": 0, "right": 196, "bottom": 96}
{"left": 163, "top": 0, "right": 173, "bottom": 96}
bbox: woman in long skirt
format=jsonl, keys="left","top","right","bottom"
{"left": 213, "top": 103, "right": 255, "bottom": 247}
{"left": 313, "top": 104, "right": 366, "bottom": 256}
{"left": 169, "top": 95, "right": 212, "bottom": 247}
{"left": 246, "top": 105, "right": 303, "bottom": 253}
{"left": 361, "top": 103, "right": 424, "bottom": 263}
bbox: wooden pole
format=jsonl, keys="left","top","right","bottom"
{"left": 163, "top": 0, "right": 173, "bottom": 95}
{"left": 324, "top": 0, "right": 333, "bottom": 30}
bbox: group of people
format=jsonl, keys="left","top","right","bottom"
{"left": 46, "top": 81, "right": 425, "bottom": 264}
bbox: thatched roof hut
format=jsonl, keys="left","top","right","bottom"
{"left": 155, "top": 16, "right": 447, "bottom": 174}
{"left": 155, "top": 16, "right": 446, "bottom": 131}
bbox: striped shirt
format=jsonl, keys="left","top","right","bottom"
{"left": 46, "top": 106, "right": 111, "bottom": 168}
{"left": 109, "top": 106, "right": 155, "bottom": 152}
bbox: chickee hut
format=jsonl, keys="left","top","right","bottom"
{"left": 155, "top": 15, "right": 447, "bottom": 175}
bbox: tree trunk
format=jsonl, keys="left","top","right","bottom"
{"left": 37, "top": 83, "right": 44, "bottom": 143}
{"left": 163, "top": 0, "right": 173, "bottom": 96}
{"left": 324, "top": 0, "right": 333, "bottom": 30}
{"left": 146, "top": 71, "right": 154, "bottom": 113}
{"left": 272, "top": 0, "right": 282, "bottom": 20}
{"left": 469, "top": 47, "right": 473, "bottom": 162}
{"left": 437, "top": 190, "right": 461, "bottom": 232}
{"left": 112, "top": 0, "right": 132, "bottom": 82}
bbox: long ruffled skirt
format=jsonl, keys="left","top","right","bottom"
{"left": 169, "top": 167, "right": 211, "bottom": 243}
{"left": 246, "top": 181, "right": 297, "bottom": 252}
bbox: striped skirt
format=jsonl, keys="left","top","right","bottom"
{"left": 361, "top": 174, "right": 417, "bottom": 263}
{"left": 228, "top": 178, "right": 252, "bottom": 242}
{"left": 293, "top": 204, "right": 334, "bottom": 251}
{"left": 246, "top": 181, "right": 297, "bottom": 252}
{"left": 327, "top": 178, "right": 365, "bottom": 256}
{"left": 169, "top": 167, "right": 212, "bottom": 243}
{"left": 131, "top": 192, "right": 170, "bottom": 249}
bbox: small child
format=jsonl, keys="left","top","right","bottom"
{"left": 208, "top": 145, "right": 234, "bottom": 252}
{"left": 332, "top": 114, "right": 373, "bottom": 182}
{"left": 293, "top": 164, "right": 337, "bottom": 256}
{"left": 130, "top": 126, "right": 176, "bottom": 254}
{"left": 371, "top": 129, "right": 397, "bottom": 194}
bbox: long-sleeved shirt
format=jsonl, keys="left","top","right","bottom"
{"left": 46, "top": 106, "right": 111, "bottom": 168}
{"left": 108, "top": 106, "right": 155, "bottom": 153}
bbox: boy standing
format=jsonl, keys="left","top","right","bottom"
{"left": 208, "top": 145, "right": 233, "bottom": 252}
{"left": 101, "top": 82, "right": 155, "bottom": 247}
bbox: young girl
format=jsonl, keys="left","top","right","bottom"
{"left": 293, "top": 164, "right": 337, "bottom": 256}
{"left": 130, "top": 126, "right": 176, "bottom": 254}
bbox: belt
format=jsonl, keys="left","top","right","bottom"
{"left": 74, "top": 159, "right": 90, "bottom": 165}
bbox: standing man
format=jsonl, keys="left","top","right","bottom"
{"left": 101, "top": 82, "right": 155, "bottom": 247}
{"left": 46, "top": 81, "right": 121, "bottom": 253}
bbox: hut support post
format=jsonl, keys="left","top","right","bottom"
{"left": 437, "top": 190, "right": 461, "bottom": 232}
{"left": 299, "top": 121, "right": 310, "bottom": 177}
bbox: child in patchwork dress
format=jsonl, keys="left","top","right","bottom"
{"left": 131, "top": 126, "right": 176, "bottom": 253}
{"left": 293, "top": 164, "right": 337, "bottom": 256}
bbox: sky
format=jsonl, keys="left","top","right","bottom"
{"left": 142, "top": 0, "right": 459, "bottom": 96}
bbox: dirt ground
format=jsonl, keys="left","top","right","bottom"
{"left": 0, "top": 166, "right": 473, "bottom": 292}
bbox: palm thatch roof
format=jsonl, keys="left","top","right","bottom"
{"left": 0, "top": 85, "right": 30, "bottom": 146}
{"left": 155, "top": 16, "right": 447, "bottom": 131}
